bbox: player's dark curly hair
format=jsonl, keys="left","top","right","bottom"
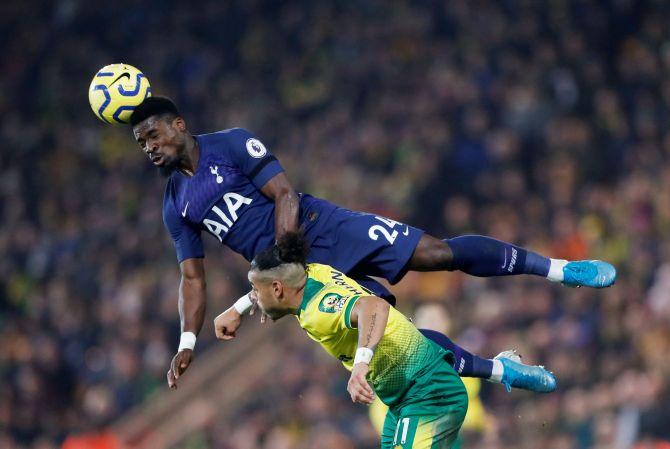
{"left": 251, "top": 231, "right": 309, "bottom": 271}
{"left": 129, "top": 96, "right": 180, "bottom": 126}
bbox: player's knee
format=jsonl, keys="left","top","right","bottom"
{"left": 425, "top": 237, "right": 454, "bottom": 270}
{"left": 409, "top": 235, "right": 454, "bottom": 271}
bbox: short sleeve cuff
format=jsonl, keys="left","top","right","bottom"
{"left": 344, "top": 296, "right": 360, "bottom": 329}
{"left": 176, "top": 249, "right": 205, "bottom": 264}
{"left": 251, "top": 158, "right": 284, "bottom": 190}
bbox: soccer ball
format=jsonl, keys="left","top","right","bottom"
{"left": 88, "top": 63, "right": 151, "bottom": 125}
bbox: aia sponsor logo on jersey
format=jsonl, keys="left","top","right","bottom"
{"left": 202, "top": 192, "right": 253, "bottom": 242}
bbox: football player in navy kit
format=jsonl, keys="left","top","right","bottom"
{"left": 129, "top": 97, "right": 615, "bottom": 390}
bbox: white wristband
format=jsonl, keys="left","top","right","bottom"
{"left": 354, "top": 347, "right": 374, "bottom": 365}
{"left": 178, "top": 331, "right": 197, "bottom": 352}
{"left": 233, "top": 293, "right": 254, "bottom": 315}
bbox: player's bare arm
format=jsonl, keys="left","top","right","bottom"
{"left": 213, "top": 173, "right": 299, "bottom": 331}
{"left": 167, "top": 257, "right": 207, "bottom": 389}
{"left": 347, "top": 295, "right": 390, "bottom": 405}
{"left": 211, "top": 172, "right": 297, "bottom": 327}
{"left": 260, "top": 172, "right": 300, "bottom": 239}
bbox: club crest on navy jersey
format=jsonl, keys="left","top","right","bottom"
{"left": 209, "top": 165, "right": 224, "bottom": 184}
{"left": 245, "top": 138, "right": 267, "bottom": 158}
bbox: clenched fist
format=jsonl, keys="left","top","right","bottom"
{"left": 214, "top": 308, "right": 243, "bottom": 340}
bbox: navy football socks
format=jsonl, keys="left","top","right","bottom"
{"left": 444, "top": 235, "right": 550, "bottom": 277}
{"left": 419, "top": 328, "right": 493, "bottom": 379}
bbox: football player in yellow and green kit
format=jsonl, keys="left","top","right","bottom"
{"left": 238, "top": 232, "right": 471, "bottom": 448}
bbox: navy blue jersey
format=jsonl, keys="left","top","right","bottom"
{"left": 163, "top": 128, "right": 337, "bottom": 263}
{"left": 163, "top": 127, "right": 423, "bottom": 300}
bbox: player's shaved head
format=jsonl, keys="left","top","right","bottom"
{"left": 252, "top": 232, "right": 308, "bottom": 269}
{"left": 130, "top": 96, "right": 180, "bottom": 126}
{"left": 249, "top": 232, "right": 308, "bottom": 288}
{"left": 249, "top": 262, "right": 306, "bottom": 289}
{"left": 248, "top": 232, "right": 309, "bottom": 319}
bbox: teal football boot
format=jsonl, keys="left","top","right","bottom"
{"left": 495, "top": 350, "right": 557, "bottom": 393}
{"left": 562, "top": 260, "right": 616, "bottom": 288}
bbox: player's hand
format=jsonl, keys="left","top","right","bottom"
{"left": 167, "top": 349, "right": 193, "bottom": 389}
{"left": 214, "top": 308, "right": 242, "bottom": 340}
{"left": 347, "top": 363, "right": 375, "bottom": 405}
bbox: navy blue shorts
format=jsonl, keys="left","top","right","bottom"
{"left": 305, "top": 207, "right": 424, "bottom": 289}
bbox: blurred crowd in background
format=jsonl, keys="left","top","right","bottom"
{"left": 2, "top": 0, "right": 670, "bottom": 448}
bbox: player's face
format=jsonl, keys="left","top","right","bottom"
{"left": 248, "top": 275, "right": 289, "bottom": 320}
{"left": 133, "top": 115, "right": 187, "bottom": 177}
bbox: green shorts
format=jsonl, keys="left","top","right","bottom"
{"left": 380, "top": 358, "right": 468, "bottom": 449}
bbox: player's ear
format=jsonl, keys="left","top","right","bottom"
{"left": 172, "top": 116, "right": 186, "bottom": 132}
{"left": 272, "top": 280, "right": 283, "bottom": 300}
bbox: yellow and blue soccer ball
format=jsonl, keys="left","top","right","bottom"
{"left": 88, "top": 63, "right": 151, "bottom": 125}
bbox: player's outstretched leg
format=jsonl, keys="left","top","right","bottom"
{"left": 408, "top": 234, "right": 616, "bottom": 288}
{"left": 420, "top": 329, "right": 493, "bottom": 377}
{"left": 419, "top": 329, "right": 556, "bottom": 393}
